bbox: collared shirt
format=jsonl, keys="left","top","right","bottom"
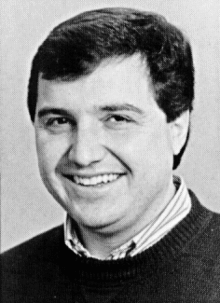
{"left": 64, "top": 175, "right": 191, "bottom": 260}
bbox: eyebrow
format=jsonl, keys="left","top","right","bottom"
{"left": 37, "top": 103, "right": 145, "bottom": 119}
{"left": 99, "top": 103, "right": 145, "bottom": 115}
{"left": 37, "top": 108, "right": 72, "bottom": 119}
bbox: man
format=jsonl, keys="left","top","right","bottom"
{"left": 1, "top": 7, "right": 220, "bottom": 302}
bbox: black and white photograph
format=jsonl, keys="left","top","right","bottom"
{"left": 1, "top": 0, "right": 220, "bottom": 302}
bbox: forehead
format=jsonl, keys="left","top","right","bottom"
{"left": 37, "top": 55, "right": 156, "bottom": 112}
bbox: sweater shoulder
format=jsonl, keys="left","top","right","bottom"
{"left": 1, "top": 225, "right": 64, "bottom": 271}
{"left": 0, "top": 226, "right": 76, "bottom": 302}
{"left": 189, "top": 210, "right": 220, "bottom": 253}
{"left": 185, "top": 191, "right": 220, "bottom": 261}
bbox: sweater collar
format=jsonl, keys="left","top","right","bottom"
{"left": 64, "top": 175, "right": 191, "bottom": 260}
{"left": 61, "top": 190, "right": 212, "bottom": 283}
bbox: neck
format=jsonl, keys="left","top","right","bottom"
{"left": 76, "top": 177, "right": 176, "bottom": 259}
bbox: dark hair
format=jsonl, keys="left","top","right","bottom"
{"left": 28, "top": 7, "right": 194, "bottom": 169}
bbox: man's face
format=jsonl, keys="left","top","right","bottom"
{"left": 35, "top": 56, "right": 177, "bottom": 239}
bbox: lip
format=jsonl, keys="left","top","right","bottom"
{"left": 62, "top": 171, "right": 125, "bottom": 178}
{"left": 62, "top": 172, "right": 125, "bottom": 188}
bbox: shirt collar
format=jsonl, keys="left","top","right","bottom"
{"left": 64, "top": 175, "right": 191, "bottom": 260}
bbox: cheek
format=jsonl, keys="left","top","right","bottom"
{"left": 123, "top": 126, "right": 173, "bottom": 173}
{"left": 150, "top": 120, "right": 174, "bottom": 156}
{"left": 35, "top": 133, "right": 70, "bottom": 174}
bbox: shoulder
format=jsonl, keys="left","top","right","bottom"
{"left": 1, "top": 224, "right": 64, "bottom": 265}
{"left": 1, "top": 225, "right": 65, "bottom": 287}
{"left": 0, "top": 225, "right": 75, "bottom": 302}
{"left": 186, "top": 190, "right": 220, "bottom": 262}
{"left": 189, "top": 189, "right": 220, "bottom": 235}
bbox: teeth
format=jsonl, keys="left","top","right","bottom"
{"left": 72, "top": 174, "right": 120, "bottom": 186}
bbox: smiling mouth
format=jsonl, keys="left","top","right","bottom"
{"left": 64, "top": 173, "right": 124, "bottom": 187}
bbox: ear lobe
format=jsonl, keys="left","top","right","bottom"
{"left": 169, "top": 111, "right": 190, "bottom": 155}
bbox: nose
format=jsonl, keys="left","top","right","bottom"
{"left": 68, "top": 124, "right": 106, "bottom": 168}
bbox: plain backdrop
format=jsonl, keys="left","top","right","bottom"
{"left": 1, "top": 0, "right": 220, "bottom": 252}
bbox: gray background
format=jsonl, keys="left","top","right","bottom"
{"left": 1, "top": 0, "right": 220, "bottom": 252}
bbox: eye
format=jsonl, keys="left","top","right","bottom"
{"left": 44, "top": 116, "right": 74, "bottom": 133}
{"left": 107, "top": 114, "right": 132, "bottom": 123}
{"left": 46, "top": 117, "right": 70, "bottom": 126}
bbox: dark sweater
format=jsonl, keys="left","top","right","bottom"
{"left": 1, "top": 191, "right": 220, "bottom": 303}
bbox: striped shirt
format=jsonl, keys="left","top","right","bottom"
{"left": 64, "top": 175, "right": 191, "bottom": 260}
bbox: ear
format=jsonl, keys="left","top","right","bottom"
{"left": 169, "top": 111, "right": 190, "bottom": 155}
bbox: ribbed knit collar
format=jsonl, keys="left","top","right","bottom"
{"left": 61, "top": 190, "right": 212, "bottom": 283}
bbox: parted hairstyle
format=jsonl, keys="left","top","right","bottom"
{"left": 27, "top": 7, "right": 194, "bottom": 169}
